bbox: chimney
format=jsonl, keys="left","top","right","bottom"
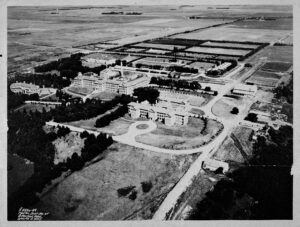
{"left": 120, "top": 60, "right": 124, "bottom": 77}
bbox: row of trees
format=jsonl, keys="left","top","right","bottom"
{"left": 150, "top": 77, "right": 201, "bottom": 91}
{"left": 189, "top": 125, "right": 293, "bottom": 220}
{"left": 95, "top": 105, "right": 128, "bottom": 128}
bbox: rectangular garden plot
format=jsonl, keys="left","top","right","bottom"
{"left": 260, "top": 61, "right": 292, "bottom": 72}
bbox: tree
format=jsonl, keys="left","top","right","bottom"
{"left": 141, "top": 181, "right": 153, "bottom": 193}
{"left": 245, "top": 113, "right": 258, "bottom": 122}
{"left": 231, "top": 107, "right": 239, "bottom": 115}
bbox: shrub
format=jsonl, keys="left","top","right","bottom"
{"left": 128, "top": 190, "right": 137, "bottom": 200}
{"left": 117, "top": 186, "right": 135, "bottom": 197}
{"left": 231, "top": 107, "right": 239, "bottom": 114}
{"left": 141, "top": 181, "right": 153, "bottom": 193}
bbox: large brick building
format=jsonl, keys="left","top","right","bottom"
{"left": 128, "top": 100, "right": 189, "bottom": 126}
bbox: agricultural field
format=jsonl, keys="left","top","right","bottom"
{"left": 34, "top": 143, "right": 198, "bottom": 220}
{"left": 135, "top": 118, "right": 223, "bottom": 150}
{"left": 145, "top": 49, "right": 169, "bottom": 54}
{"left": 185, "top": 46, "right": 250, "bottom": 56}
{"left": 248, "top": 46, "right": 293, "bottom": 64}
{"left": 260, "top": 62, "right": 292, "bottom": 72}
{"left": 201, "top": 41, "right": 259, "bottom": 49}
{"left": 245, "top": 69, "right": 282, "bottom": 88}
{"left": 132, "top": 43, "right": 186, "bottom": 50}
{"left": 171, "top": 25, "right": 289, "bottom": 43}
{"left": 212, "top": 126, "right": 254, "bottom": 163}
{"left": 230, "top": 18, "right": 292, "bottom": 30}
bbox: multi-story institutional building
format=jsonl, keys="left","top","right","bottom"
{"left": 71, "top": 67, "right": 150, "bottom": 95}
{"left": 10, "top": 82, "right": 40, "bottom": 94}
{"left": 128, "top": 100, "right": 189, "bottom": 126}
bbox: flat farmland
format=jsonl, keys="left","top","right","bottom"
{"left": 246, "top": 76, "right": 279, "bottom": 88}
{"left": 35, "top": 143, "right": 198, "bottom": 220}
{"left": 186, "top": 46, "right": 250, "bottom": 56}
{"left": 253, "top": 70, "right": 282, "bottom": 80}
{"left": 260, "top": 62, "right": 292, "bottom": 72}
{"left": 248, "top": 46, "right": 293, "bottom": 63}
{"left": 171, "top": 25, "right": 288, "bottom": 43}
{"left": 229, "top": 18, "right": 293, "bottom": 30}
{"left": 201, "top": 41, "right": 259, "bottom": 49}
{"left": 132, "top": 43, "right": 186, "bottom": 50}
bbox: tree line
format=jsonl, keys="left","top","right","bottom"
{"left": 95, "top": 105, "right": 128, "bottom": 128}
{"left": 150, "top": 77, "right": 201, "bottom": 91}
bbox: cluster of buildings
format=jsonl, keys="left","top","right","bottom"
{"left": 10, "top": 82, "right": 56, "bottom": 97}
{"left": 70, "top": 66, "right": 150, "bottom": 95}
{"left": 128, "top": 100, "right": 190, "bottom": 126}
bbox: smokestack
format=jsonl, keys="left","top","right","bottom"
{"left": 121, "top": 60, "right": 124, "bottom": 77}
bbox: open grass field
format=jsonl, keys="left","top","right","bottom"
{"left": 67, "top": 86, "right": 94, "bottom": 96}
{"left": 211, "top": 97, "right": 244, "bottom": 119}
{"left": 186, "top": 46, "right": 250, "bottom": 56}
{"left": 201, "top": 41, "right": 259, "bottom": 49}
{"left": 135, "top": 118, "right": 223, "bottom": 150}
{"left": 35, "top": 143, "right": 198, "bottom": 220}
{"left": 188, "top": 61, "right": 215, "bottom": 70}
{"left": 15, "top": 103, "right": 56, "bottom": 113}
{"left": 260, "top": 62, "right": 292, "bottom": 72}
{"left": 171, "top": 25, "right": 289, "bottom": 43}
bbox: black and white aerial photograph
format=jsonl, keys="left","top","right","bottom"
{"left": 2, "top": 0, "right": 298, "bottom": 225}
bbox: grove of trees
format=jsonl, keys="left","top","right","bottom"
{"left": 150, "top": 77, "right": 201, "bottom": 91}
{"left": 133, "top": 87, "right": 160, "bottom": 104}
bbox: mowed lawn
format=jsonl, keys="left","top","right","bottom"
{"left": 34, "top": 143, "right": 198, "bottom": 220}
{"left": 136, "top": 117, "right": 223, "bottom": 150}
{"left": 67, "top": 116, "right": 134, "bottom": 136}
